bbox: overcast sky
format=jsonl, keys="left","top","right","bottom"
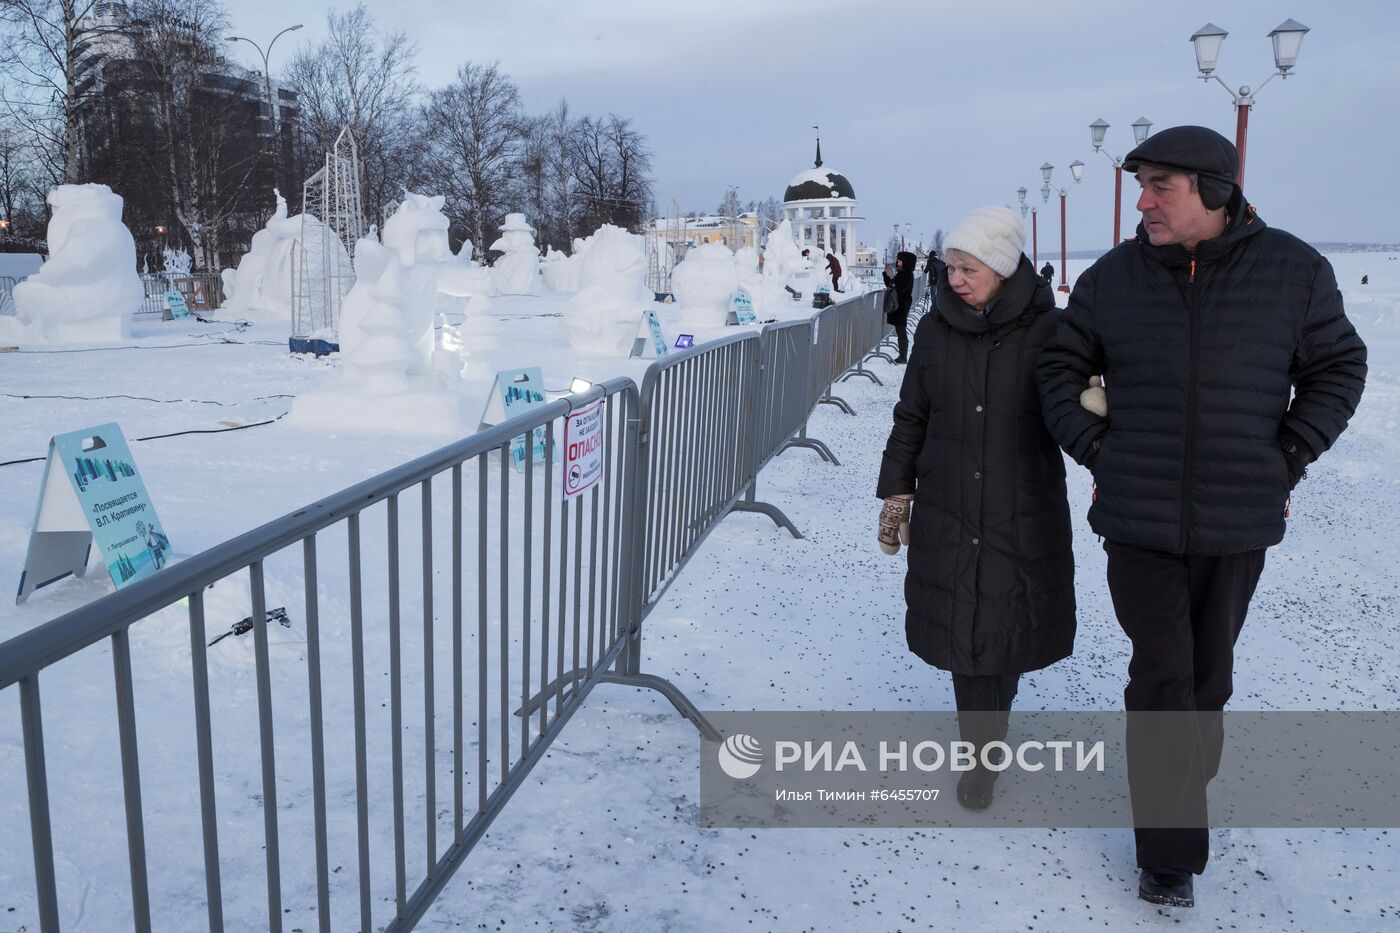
{"left": 227, "top": 0, "right": 1398, "bottom": 250}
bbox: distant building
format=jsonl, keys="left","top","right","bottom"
{"left": 648, "top": 212, "right": 760, "bottom": 251}
{"left": 72, "top": 1, "right": 299, "bottom": 270}
{"left": 782, "top": 139, "right": 863, "bottom": 274}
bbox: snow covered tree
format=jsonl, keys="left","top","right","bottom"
{"left": 417, "top": 61, "right": 524, "bottom": 259}
{"left": 283, "top": 2, "right": 422, "bottom": 227}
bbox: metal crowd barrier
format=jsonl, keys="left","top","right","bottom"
{"left": 0, "top": 275, "right": 22, "bottom": 316}
{"left": 136, "top": 273, "right": 225, "bottom": 318}
{"left": 0, "top": 286, "right": 904, "bottom": 931}
{"left": 0, "top": 379, "right": 690, "bottom": 932}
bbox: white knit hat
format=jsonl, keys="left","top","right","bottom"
{"left": 942, "top": 207, "right": 1025, "bottom": 279}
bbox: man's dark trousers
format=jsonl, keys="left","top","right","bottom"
{"left": 1103, "top": 539, "right": 1267, "bottom": 875}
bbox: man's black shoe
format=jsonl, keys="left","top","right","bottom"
{"left": 894, "top": 356, "right": 908, "bottom": 364}
{"left": 1138, "top": 868, "right": 1194, "bottom": 908}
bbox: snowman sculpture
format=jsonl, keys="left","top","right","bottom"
{"left": 488, "top": 212, "right": 541, "bottom": 296}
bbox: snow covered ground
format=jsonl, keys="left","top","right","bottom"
{"left": 2, "top": 251, "right": 1398, "bottom": 931}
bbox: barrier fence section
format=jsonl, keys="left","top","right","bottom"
{"left": 0, "top": 380, "right": 653, "bottom": 933}
{"left": 0, "top": 284, "right": 902, "bottom": 932}
{"left": 0, "top": 275, "right": 22, "bottom": 316}
{"left": 137, "top": 273, "right": 226, "bottom": 318}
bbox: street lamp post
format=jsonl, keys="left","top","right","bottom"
{"left": 1089, "top": 116, "right": 1153, "bottom": 245}
{"left": 1189, "top": 18, "right": 1309, "bottom": 187}
{"left": 227, "top": 24, "right": 304, "bottom": 151}
{"left": 1016, "top": 186, "right": 1034, "bottom": 266}
{"left": 1042, "top": 161, "right": 1084, "bottom": 293}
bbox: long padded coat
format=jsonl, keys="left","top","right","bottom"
{"left": 1036, "top": 193, "right": 1367, "bottom": 555}
{"left": 877, "top": 259, "right": 1076, "bottom": 675}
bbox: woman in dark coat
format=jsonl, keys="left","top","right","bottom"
{"left": 876, "top": 207, "right": 1076, "bottom": 809}
{"left": 882, "top": 250, "right": 917, "bottom": 363}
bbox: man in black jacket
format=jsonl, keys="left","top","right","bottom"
{"left": 1036, "top": 126, "right": 1367, "bottom": 909}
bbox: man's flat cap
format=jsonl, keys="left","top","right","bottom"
{"left": 1125, "top": 125, "right": 1239, "bottom": 209}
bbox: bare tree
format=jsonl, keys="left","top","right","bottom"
{"left": 932, "top": 227, "right": 945, "bottom": 253}
{"left": 0, "top": 117, "right": 39, "bottom": 225}
{"left": 0, "top": 0, "right": 126, "bottom": 184}
{"left": 109, "top": 0, "right": 259, "bottom": 270}
{"left": 565, "top": 112, "right": 653, "bottom": 234}
{"left": 283, "top": 2, "right": 420, "bottom": 224}
{"left": 418, "top": 61, "right": 523, "bottom": 256}
{"left": 541, "top": 98, "right": 577, "bottom": 249}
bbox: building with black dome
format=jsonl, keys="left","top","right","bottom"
{"left": 782, "top": 139, "right": 862, "bottom": 274}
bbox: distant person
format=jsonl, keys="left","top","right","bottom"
{"left": 877, "top": 206, "right": 1075, "bottom": 810}
{"left": 1361, "top": 274, "right": 1368, "bottom": 285}
{"left": 1037, "top": 125, "right": 1367, "bottom": 910}
{"left": 924, "top": 248, "right": 946, "bottom": 284}
{"left": 1039, "top": 261, "right": 1054, "bottom": 284}
{"left": 826, "top": 251, "right": 843, "bottom": 291}
{"left": 882, "top": 251, "right": 916, "bottom": 363}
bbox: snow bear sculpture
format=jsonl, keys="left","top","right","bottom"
{"left": 2, "top": 184, "right": 142, "bottom": 344}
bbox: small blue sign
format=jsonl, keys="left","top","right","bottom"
{"left": 730, "top": 290, "right": 757, "bottom": 324}
{"left": 645, "top": 309, "right": 668, "bottom": 357}
{"left": 165, "top": 289, "right": 190, "bottom": 319}
{"left": 17, "top": 423, "right": 172, "bottom": 601}
{"left": 494, "top": 367, "right": 549, "bottom": 469}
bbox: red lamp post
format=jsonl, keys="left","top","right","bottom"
{"left": 1089, "top": 117, "right": 1153, "bottom": 246}
{"left": 1190, "top": 19, "right": 1310, "bottom": 188}
{"left": 1042, "top": 162, "right": 1083, "bottom": 293}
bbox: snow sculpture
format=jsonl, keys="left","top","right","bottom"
{"left": 488, "top": 212, "right": 540, "bottom": 296}
{"left": 566, "top": 224, "right": 652, "bottom": 355}
{"left": 0, "top": 184, "right": 142, "bottom": 344}
{"left": 670, "top": 242, "right": 740, "bottom": 325}
{"left": 734, "top": 245, "right": 760, "bottom": 277}
{"left": 378, "top": 192, "right": 450, "bottom": 366}
{"left": 762, "top": 219, "right": 807, "bottom": 285}
{"left": 540, "top": 246, "right": 577, "bottom": 292}
{"left": 289, "top": 228, "right": 471, "bottom": 434}
{"left": 220, "top": 191, "right": 351, "bottom": 328}
{"left": 162, "top": 245, "right": 193, "bottom": 277}
{"left": 454, "top": 293, "right": 499, "bottom": 378}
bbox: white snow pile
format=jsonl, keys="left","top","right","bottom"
{"left": 762, "top": 219, "right": 810, "bottom": 286}
{"left": 0, "top": 184, "right": 142, "bottom": 344}
{"left": 566, "top": 223, "right": 653, "bottom": 355}
{"left": 540, "top": 245, "right": 580, "bottom": 292}
{"left": 289, "top": 193, "right": 473, "bottom": 434}
{"left": 220, "top": 190, "right": 351, "bottom": 329}
{"left": 489, "top": 212, "right": 540, "bottom": 296}
{"left": 670, "top": 241, "right": 740, "bottom": 328}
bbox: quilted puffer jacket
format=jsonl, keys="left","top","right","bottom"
{"left": 1036, "top": 191, "right": 1367, "bottom": 554}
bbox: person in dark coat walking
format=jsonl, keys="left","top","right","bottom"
{"left": 825, "top": 251, "right": 843, "bottom": 291}
{"left": 924, "top": 249, "right": 947, "bottom": 280}
{"left": 878, "top": 207, "right": 1076, "bottom": 810}
{"left": 1039, "top": 261, "right": 1054, "bottom": 284}
{"left": 1037, "top": 125, "right": 1367, "bottom": 909}
{"left": 882, "top": 250, "right": 917, "bottom": 362}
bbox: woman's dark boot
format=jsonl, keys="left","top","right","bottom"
{"left": 956, "top": 743, "right": 1005, "bottom": 809}
{"left": 951, "top": 673, "right": 1019, "bottom": 810}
